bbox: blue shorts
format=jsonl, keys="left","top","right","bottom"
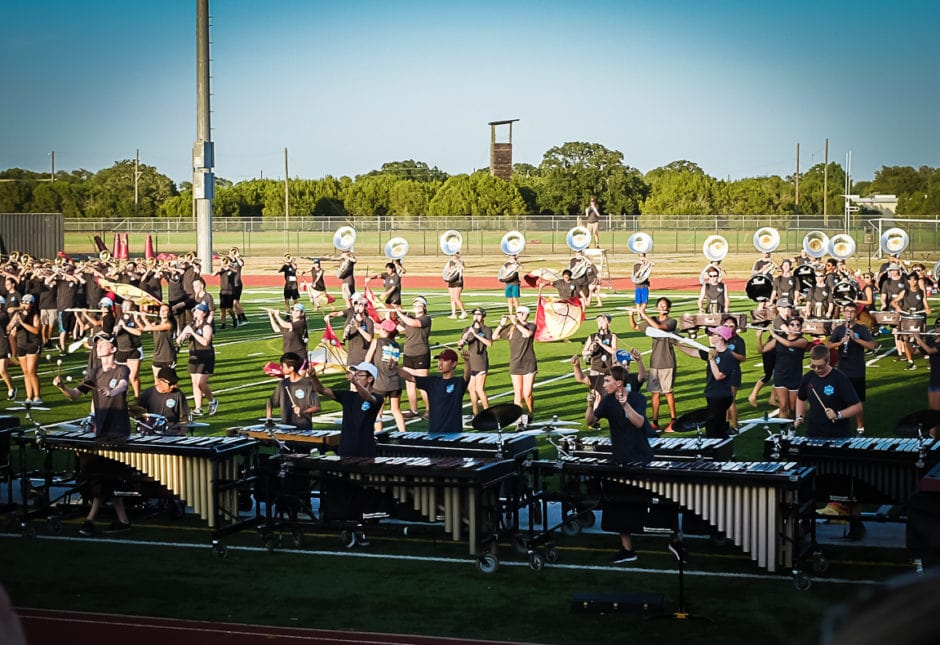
{"left": 504, "top": 284, "right": 520, "bottom": 299}
{"left": 634, "top": 286, "right": 649, "bottom": 306}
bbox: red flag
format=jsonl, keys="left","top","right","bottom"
{"left": 362, "top": 286, "right": 382, "bottom": 322}
{"left": 535, "top": 296, "right": 585, "bottom": 342}
{"left": 322, "top": 320, "right": 341, "bottom": 347}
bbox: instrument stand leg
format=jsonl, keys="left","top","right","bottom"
{"left": 650, "top": 536, "right": 713, "bottom": 623}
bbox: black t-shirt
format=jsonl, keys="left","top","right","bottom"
{"left": 828, "top": 322, "right": 874, "bottom": 379}
{"left": 78, "top": 363, "right": 131, "bottom": 439}
{"left": 593, "top": 392, "right": 653, "bottom": 465}
{"left": 382, "top": 272, "right": 402, "bottom": 305}
{"left": 268, "top": 377, "right": 320, "bottom": 429}
{"left": 139, "top": 386, "right": 190, "bottom": 425}
{"left": 283, "top": 319, "right": 309, "bottom": 356}
{"left": 414, "top": 375, "right": 469, "bottom": 434}
{"left": 335, "top": 389, "right": 383, "bottom": 457}
{"left": 797, "top": 368, "right": 860, "bottom": 438}
{"left": 699, "top": 348, "right": 738, "bottom": 399}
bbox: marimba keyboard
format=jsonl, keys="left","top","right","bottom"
{"left": 38, "top": 429, "right": 258, "bottom": 528}
{"left": 539, "top": 456, "right": 814, "bottom": 572}
{"left": 244, "top": 428, "right": 341, "bottom": 450}
{"left": 380, "top": 430, "right": 537, "bottom": 461}
{"left": 268, "top": 454, "right": 520, "bottom": 554}
{"left": 764, "top": 435, "right": 940, "bottom": 505}
{"left": 572, "top": 436, "right": 734, "bottom": 461}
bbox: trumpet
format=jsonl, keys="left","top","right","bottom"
{"left": 99, "top": 250, "right": 112, "bottom": 263}
{"left": 230, "top": 246, "right": 240, "bottom": 258}
{"left": 284, "top": 253, "right": 293, "bottom": 263}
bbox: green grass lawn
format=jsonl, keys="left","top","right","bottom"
{"left": 0, "top": 284, "right": 928, "bottom": 643}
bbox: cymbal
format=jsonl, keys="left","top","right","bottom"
{"left": 244, "top": 422, "right": 295, "bottom": 432}
{"left": 183, "top": 421, "right": 210, "bottom": 428}
{"left": 742, "top": 417, "right": 794, "bottom": 425}
{"left": 257, "top": 417, "right": 287, "bottom": 424}
{"left": 140, "top": 412, "right": 167, "bottom": 421}
{"left": 518, "top": 427, "right": 579, "bottom": 437}
{"left": 471, "top": 403, "right": 523, "bottom": 431}
{"left": 525, "top": 418, "right": 580, "bottom": 429}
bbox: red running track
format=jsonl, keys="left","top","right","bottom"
{"left": 18, "top": 608, "right": 537, "bottom": 645}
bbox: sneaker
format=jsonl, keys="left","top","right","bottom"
{"left": 401, "top": 410, "right": 418, "bottom": 420}
{"left": 7, "top": 387, "right": 15, "bottom": 401}
{"left": 105, "top": 520, "right": 132, "bottom": 533}
{"left": 31, "top": 397, "right": 43, "bottom": 406}
{"left": 649, "top": 421, "right": 660, "bottom": 432}
{"left": 208, "top": 399, "right": 219, "bottom": 416}
{"left": 459, "top": 312, "right": 468, "bottom": 319}
{"left": 609, "top": 548, "right": 638, "bottom": 564}
{"left": 79, "top": 520, "right": 95, "bottom": 536}
{"left": 420, "top": 412, "right": 430, "bottom": 421}
{"left": 905, "top": 361, "right": 916, "bottom": 371}
{"left": 241, "top": 318, "right": 250, "bottom": 325}
{"left": 192, "top": 408, "right": 205, "bottom": 417}
{"left": 448, "top": 314, "right": 458, "bottom": 319}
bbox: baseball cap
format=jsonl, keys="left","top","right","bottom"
{"left": 516, "top": 305, "right": 530, "bottom": 316}
{"left": 435, "top": 349, "right": 459, "bottom": 362}
{"left": 887, "top": 263, "right": 901, "bottom": 271}
{"left": 472, "top": 307, "right": 486, "bottom": 316}
{"left": 193, "top": 303, "right": 209, "bottom": 313}
{"left": 156, "top": 366, "right": 179, "bottom": 385}
{"left": 380, "top": 319, "right": 397, "bottom": 333}
{"left": 707, "top": 326, "right": 733, "bottom": 341}
{"left": 352, "top": 361, "right": 378, "bottom": 380}
{"left": 93, "top": 331, "right": 115, "bottom": 344}
{"left": 98, "top": 296, "right": 114, "bottom": 308}
{"left": 351, "top": 293, "right": 366, "bottom": 303}
{"left": 615, "top": 349, "right": 632, "bottom": 364}
{"left": 413, "top": 296, "right": 428, "bottom": 308}
{"left": 21, "top": 294, "right": 35, "bottom": 304}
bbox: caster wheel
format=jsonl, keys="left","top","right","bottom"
{"left": 355, "top": 530, "right": 369, "bottom": 547}
{"left": 512, "top": 537, "right": 528, "bottom": 556}
{"left": 47, "top": 516, "right": 62, "bottom": 534}
{"left": 341, "top": 530, "right": 355, "bottom": 548}
{"left": 528, "top": 551, "right": 545, "bottom": 571}
{"left": 561, "top": 520, "right": 581, "bottom": 537}
{"left": 477, "top": 553, "right": 499, "bottom": 574}
{"left": 793, "top": 572, "right": 812, "bottom": 591}
{"left": 212, "top": 543, "right": 228, "bottom": 559}
{"left": 546, "top": 546, "right": 559, "bottom": 563}
{"left": 577, "top": 511, "right": 596, "bottom": 528}
{"left": 811, "top": 552, "right": 829, "bottom": 573}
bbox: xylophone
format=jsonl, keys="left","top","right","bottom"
{"left": 264, "top": 453, "right": 520, "bottom": 555}
{"left": 571, "top": 436, "right": 734, "bottom": 461}
{"left": 379, "top": 430, "right": 537, "bottom": 461}
{"left": 535, "top": 456, "right": 814, "bottom": 573}
{"left": 36, "top": 428, "right": 259, "bottom": 531}
{"left": 244, "top": 427, "right": 341, "bottom": 451}
{"left": 764, "top": 435, "right": 940, "bottom": 505}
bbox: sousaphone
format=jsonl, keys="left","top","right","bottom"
{"left": 440, "top": 230, "right": 463, "bottom": 256}
{"left": 802, "top": 231, "right": 830, "bottom": 259}
{"left": 880, "top": 227, "right": 909, "bottom": 255}
{"left": 500, "top": 230, "right": 526, "bottom": 256}
{"left": 699, "top": 235, "right": 728, "bottom": 284}
{"left": 333, "top": 226, "right": 357, "bottom": 251}
{"left": 627, "top": 232, "right": 653, "bottom": 255}
{"left": 828, "top": 233, "right": 856, "bottom": 260}
{"left": 753, "top": 227, "right": 780, "bottom": 253}
{"left": 384, "top": 237, "right": 409, "bottom": 261}
{"left": 566, "top": 226, "right": 591, "bottom": 252}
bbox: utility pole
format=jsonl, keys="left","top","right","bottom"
{"left": 193, "top": 0, "right": 214, "bottom": 272}
{"left": 50, "top": 150, "right": 55, "bottom": 181}
{"left": 794, "top": 143, "right": 800, "bottom": 205}
{"left": 284, "top": 147, "right": 290, "bottom": 224}
{"left": 823, "top": 138, "right": 829, "bottom": 225}
{"left": 134, "top": 148, "right": 142, "bottom": 216}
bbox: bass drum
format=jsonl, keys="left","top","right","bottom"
{"left": 745, "top": 274, "right": 773, "bottom": 302}
{"left": 832, "top": 280, "right": 859, "bottom": 306}
{"left": 794, "top": 264, "right": 815, "bottom": 292}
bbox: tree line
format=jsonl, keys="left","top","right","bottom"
{"left": 2, "top": 142, "right": 938, "bottom": 219}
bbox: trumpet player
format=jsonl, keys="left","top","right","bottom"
{"left": 443, "top": 251, "right": 467, "bottom": 319}
{"left": 113, "top": 300, "right": 144, "bottom": 398}
{"left": 228, "top": 247, "right": 248, "bottom": 326}
{"left": 579, "top": 313, "right": 618, "bottom": 401}
{"left": 7, "top": 294, "right": 42, "bottom": 404}
{"left": 177, "top": 303, "right": 218, "bottom": 416}
{"left": 307, "top": 258, "right": 330, "bottom": 312}
{"left": 214, "top": 256, "right": 237, "bottom": 329}
{"left": 0, "top": 296, "right": 15, "bottom": 400}
{"left": 457, "top": 307, "right": 493, "bottom": 416}
{"left": 336, "top": 248, "right": 357, "bottom": 310}
{"left": 278, "top": 254, "right": 300, "bottom": 312}
{"left": 494, "top": 306, "right": 537, "bottom": 425}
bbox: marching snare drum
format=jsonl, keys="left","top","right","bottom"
{"left": 801, "top": 319, "right": 830, "bottom": 335}
{"left": 870, "top": 311, "right": 901, "bottom": 326}
{"left": 899, "top": 314, "right": 926, "bottom": 335}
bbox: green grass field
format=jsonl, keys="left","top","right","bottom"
{"left": 0, "top": 284, "right": 929, "bottom": 644}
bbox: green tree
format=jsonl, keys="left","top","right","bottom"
{"left": 388, "top": 179, "right": 440, "bottom": 216}
{"left": 345, "top": 174, "right": 395, "bottom": 217}
{"left": 363, "top": 160, "right": 449, "bottom": 183}
{"left": 795, "top": 162, "right": 846, "bottom": 221}
{"left": 83, "top": 160, "right": 177, "bottom": 218}
{"left": 537, "top": 142, "right": 647, "bottom": 215}
{"left": 641, "top": 161, "right": 719, "bottom": 215}
{"left": 469, "top": 170, "right": 526, "bottom": 216}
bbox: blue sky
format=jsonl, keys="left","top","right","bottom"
{"left": 2, "top": 0, "right": 938, "bottom": 186}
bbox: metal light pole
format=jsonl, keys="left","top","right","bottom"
{"left": 193, "top": 0, "right": 214, "bottom": 272}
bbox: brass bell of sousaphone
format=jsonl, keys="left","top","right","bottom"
{"left": 880, "top": 227, "right": 909, "bottom": 255}
{"left": 802, "top": 231, "right": 830, "bottom": 259}
{"left": 828, "top": 233, "right": 856, "bottom": 260}
{"left": 439, "top": 230, "right": 463, "bottom": 256}
{"left": 753, "top": 227, "right": 780, "bottom": 253}
{"left": 702, "top": 235, "right": 728, "bottom": 262}
{"left": 566, "top": 226, "right": 592, "bottom": 252}
{"left": 333, "top": 226, "right": 357, "bottom": 251}
{"left": 384, "top": 237, "right": 409, "bottom": 261}
{"left": 627, "top": 232, "right": 653, "bottom": 255}
{"left": 500, "top": 230, "right": 526, "bottom": 256}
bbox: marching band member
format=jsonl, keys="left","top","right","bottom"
{"left": 893, "top": 271, "right": 931, "bottom": 371}
{"left": 579, "top": 313, "right": 618, "bottom": 401}
{"left": 139, "top": 366, "right": 190, "bottom": 435}
{"left": 0, "top": 297, "right": 15, "bottom": 400}
{"left": 394, "top": 296, "right": 432, "bottom": 420}
{"left": 911, "top": 319, "right": 940, "bottom": 417}
{"left": 365, "top": 319, "right": 405, "bottom": 433}
{"left": 457, "top": 307, "right": 493, "bottom": 417}
{"left": 637, "top": 297, "right": 678, "bottom": 432}
{"left": 443, "top": 251, "right": 467, "bottom": 319}
{"left": 498, "top": 254, "right": 522, "bottom": 316}
{"left": 309, "top": 362, "right": 382, "bottom": 458}
{"left": 308, "top": 258, "right": 330, "bottom": 311}
{"left": 336, "top": 248, "right": 357, "bottom": 310}
{"left": 495, "top": 306, "right": 537, "bottom": 425}
{"left": 366, "top": 262, "right": 402, "bottom": 308}
{"left": 582, "top": 196, "right": 602, "bottom": 248}
{"left": 177, "top": 303, "right": 218, "bottom": 416}
{"left": 722, "top": 315, "right": 746, "bottom": 432}
{"left": 632, "top": 252, "right": 654, "bottom": 317}
{"left": 136, "top": 304, "right": 177, "bottom": 381}
{"left": 826, "top": 303, "right": 877, "bottom": 434}
{"left": 228, "top": 247, "right": 248, "bottom": 326}
{"left": 751, "top": 251, "right": 775, "bottom": 276}
{"left": 748, "top": 297, "right": 793, "bottom": 409}
{"left": 676, "top": 325, "right": 741, "bottom": 439}
{"left": 770, "top": 259, "right": 798, "bottom": 307}
{"left": 325, "top": 294, "right": 374, "bottom": 366}
{"left": 50, "top": 262, "right": 84, "bottom": 353}
{"left": 755, "top": 315, "right": 809, "bottom": 420}
{"left": 214, "top": 256, "right": 237, "bottom": 328}
{"left": 8, "top": 294, "right": 42, "bottom": 404}
{"left": 397, "top": 348, "right": 470, "bottom": 434}
{"left": 277, "top": 255, "right": 300, "bottom": 313}
{"left": 879, "top": 262, "right": 904, "bottom": 311}
{"left": 803, "top": 268, "right": 834, "bottom": 321}
{"left": 697, "top": 266, "right": 729, "bottom": 314}
{"left": 268, "top": 303, "right": 309, "bottom": 359}
{"left": 113, "top": 300, "right": 143, "bottom": 398}
{"left": 265, "top": 351, "right": 320, "bottom": 430}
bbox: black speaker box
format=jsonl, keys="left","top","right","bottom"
{"left": 571, "top": 592, "right": 664, "bottom": 615}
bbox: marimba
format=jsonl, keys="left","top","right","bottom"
{"left": 764, "top": 435, "right": 940, "bottom": 506}
{"left": 244, "top": 427, "right": 341, "bottom": 451}
{"left": 34, "top": 429, "right": 259, "bottom": 533}
{"left": 571, "top": 436, "right": 734, "bottom": 461}
{"left": 263, "top": 454, "right": 521, "bottom": 556}
{"left": 379, "top": 430, "right": 537, "bottom": 461}
{"left": 535, "top": 456, "right": 815, "bottom": 573}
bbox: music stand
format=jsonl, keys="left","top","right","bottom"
{"left": 650, "top": 536, "right": 712, "bottom": 623}
{"left": 472, "top": 404, "right": 522, "bottom": 458}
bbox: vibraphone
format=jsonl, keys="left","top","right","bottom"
{"left": 31, "top": 429, "right": 259, "bottom": 537}
{"left": 262, "top": 453, "right": 521, "bottom": 556}
{"left": 571, "top": 436, "right": 734, "bottom": 461}
{"left": 534, "top": 456, "right": 815, "bottom": 573}
{"left": 244, "top": 427, "right": 341, "bottom": 452}
{"left": 379, "top": 430, "right": 537, "bottom": 461}
{"left": 764, "top": 435, "right": 940, "bottom": 506}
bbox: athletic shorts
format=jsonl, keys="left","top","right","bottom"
{"left": 41, "top": 309, "right": 57, "bottom": 326}
{"left": 232, "top": 285, "right": 243, "bottom": 300}
{"left": 647, "top": 367, "right": 674, "bottom": 394}
{"left": 634, "top": 286, "right": 649, "bottom": 306}
{"left": 403, "top": 353, "right": 430, "bottom": 370}
{"left": 116, "top": 348, "right": 143, "bottom": 363}
{"left": 219, "top": 293, "right": 234, "bottom": 309}
{"left": 284, "top": 285, "right": 300, "bottom": 299}
{"left": 504, "top": 284, "right": 520, "bottom": 299}
{"left": 375, "top": 388, "right": 402, "bottom": 399}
